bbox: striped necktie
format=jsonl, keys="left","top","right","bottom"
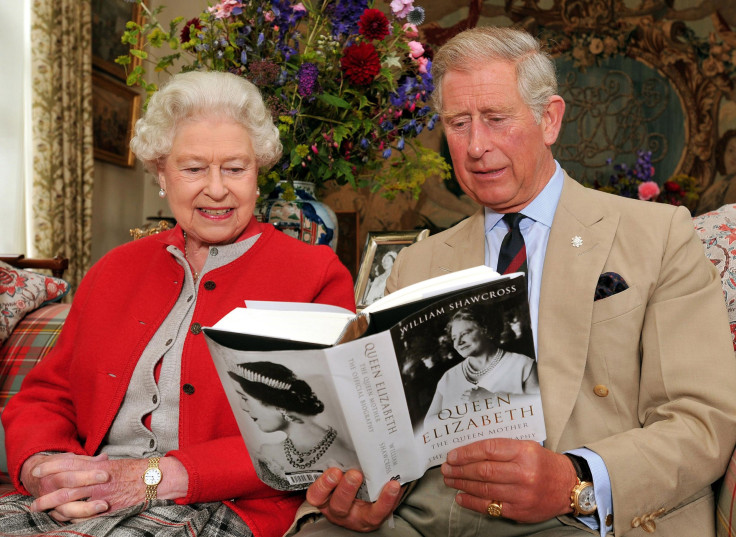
{"left": 497, "top": 213, "right": 527, "bottom": 275}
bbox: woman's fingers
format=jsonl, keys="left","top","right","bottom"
{"left": 46, "top": 500, "right": 109, "bottom": 523}
{"left": 31, "top": 485, "right": 107, "bottom": 513}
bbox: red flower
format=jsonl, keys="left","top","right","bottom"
{"left": 341, "top": 42, "right": 381, "bottom": 85}
{"left": 0, "top": 268, "right": 26, "bottom": 297}
{"left": 663, "top": 180, "right": 682, "bottom": 193}
{"left": 358, "top": 9, "right": 390, "bottom": 41}
{"left": 180, "top": 17, "right": 203, "bottom": 43}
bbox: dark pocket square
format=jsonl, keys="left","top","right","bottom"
{"left": 595, "top": 272, "right": 629, "bottom": 301}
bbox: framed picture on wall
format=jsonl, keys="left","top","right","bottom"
{"left": 92, "top": 72, "right": 141, "bottom": 168}
{"left": 354, "top": 229, "right": 430, "bottom": 311}
{"left": 91, "top": 0, "right": 142, "bottom": 80}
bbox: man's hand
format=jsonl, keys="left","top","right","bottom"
{"left": 306, "top": 468, "right": 403, "bottom": 532}
{"left": 441, "top": 438, "right": 577, "bottom": 523}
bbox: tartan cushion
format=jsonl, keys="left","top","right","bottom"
{"left": 0, "top": 302, "right": 69, "bottom": 484}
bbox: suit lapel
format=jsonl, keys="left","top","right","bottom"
{"left": 538, "top": 175, "right": 620, "bottom": 451}
{"left": 435, "top": 211, "right": 486, "bottom": 276}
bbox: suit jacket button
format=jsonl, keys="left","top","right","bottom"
{"left": 190, "top": 322, "right": 202, "bottom": 335}
{"left": 183, "top": 383, "right": 195, "bottom": 395}
{"left": 594, "top": 384, "right": 609, "bottom": 397}
{"left": 204, "top": 280, "right": 216, "bottom": 291}
{"left": 605, "top": 514, "right": 613, "bottom": 527}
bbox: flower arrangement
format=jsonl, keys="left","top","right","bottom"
{"left": 118, "top": 0, "right": 450, "bottom": 200}
{"left": 590, "top": 150, "right": 699, "bottom": 211}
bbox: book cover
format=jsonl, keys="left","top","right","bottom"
{"left": 205, "top": 269, "right": 544, "bottom": 500}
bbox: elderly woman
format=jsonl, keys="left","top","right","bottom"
{"left": 424, "top": 308, "right": 538, "bottom": 425}
{"left": 228, "top": 362, "right": 357, "bottom": 491}
{"left": 0, "top": 71, "right": 354, "bottom": 537}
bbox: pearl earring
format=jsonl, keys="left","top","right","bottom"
{"left": 256, "top": 188, "right": 261, "bottom": 196}
{"left": 159, "top": 188, "right": 166, "bottom": 198}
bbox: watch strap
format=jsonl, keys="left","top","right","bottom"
{"left": 564, "top": 453, "right": 593, "bottom": 483}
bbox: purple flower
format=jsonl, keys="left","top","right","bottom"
{"left": 297, "top": 62, "right": 319, "bottom": 97}
{"left": 331, "top": 0, "right": 369, "bottom": 37}
{"left": 382, "top": 148, "right": 392, "bottom": 158}
{"left": 397, "top": 137, "right": 405, "bottom": 150}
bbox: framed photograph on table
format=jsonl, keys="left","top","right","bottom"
{"left": 92, "top": 72, "right": 141, "bottom": 167}
{"left": 355, "top": 229, "right": 430, "bottom": 311}
{"left": 91, "top": 0, "right": 143, "bottom": 80}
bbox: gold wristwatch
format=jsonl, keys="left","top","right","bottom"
{"left": 142, "top": 457, "right": 163, "bottom": 500}
{"left": 565, "top": 453, "right": 596, "bottom": 516}
{"left": 570, "top": 478, "right": 597, "bottom": 516}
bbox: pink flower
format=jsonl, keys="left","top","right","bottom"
{"left": 264, "top": 11, "right": 275, "bottom": 22}
{"left": 390, "top": 0, "right": 414, "bottom": 19}
{"left": 408, "top": 40, "right": 424, "bottom": 59}
{"left": 638, "top": 181, "right": 660, "bottom": 201}
{"left": 402, "top": 23, "right": 418, "bottom": 38}
{"left": 292, "top": 3, "right": 306, "bottom": 12}
{"left": 416, "top": 56, "right": 429, "bottom": 74}
{"left": 207, "top": 0, "right": 243, "bottom": 19}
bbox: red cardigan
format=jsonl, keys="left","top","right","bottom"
{"left": 3, "top": 223, "right": 355, "bottom": 537}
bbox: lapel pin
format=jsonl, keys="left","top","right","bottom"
{"left": 571, "top": 236, "right": 583, "bottom": 248}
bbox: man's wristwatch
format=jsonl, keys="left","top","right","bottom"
{"left": 565, "top": 453, "right": 596, "bottom": 516}
{"left": 142, "top": 457, "right": 163, "bottom": 500}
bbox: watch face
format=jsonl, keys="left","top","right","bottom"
{"left": 578, "top": 485, "right": 596, "bottom": 514}
{"left": 143, "top": 468, "right": 162, "bottom": 486}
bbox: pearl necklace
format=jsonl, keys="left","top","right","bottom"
{"left": 283, "top": 426, "right": 337, "bottom": 469}
{"left": 182, "top": 231, "right": 199, "bottom": 281}
{"left": 461, "top": 348, "right": 504, "bottom": 385}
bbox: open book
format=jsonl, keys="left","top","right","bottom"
{"left": 204, "top": 266, "right": 545, "bottom": 501}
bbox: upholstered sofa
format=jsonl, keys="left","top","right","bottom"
{"left": 2, "top": 207, "right": 736, "bottom": 534}
{"left": 0, "top": 255, "right": 70, "bottom": 491}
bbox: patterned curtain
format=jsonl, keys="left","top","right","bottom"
{"left": 30, "top": 0, "right": 94, "bottom": 292}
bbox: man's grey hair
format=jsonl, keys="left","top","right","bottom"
{"left": 431, "top": 26, "right": 558, "bottom": 123}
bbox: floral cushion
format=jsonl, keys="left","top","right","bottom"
{"left": 692, "top": 204, "right": 736, "bottom": 350}
{"left": 0, "top": 261, "right": 69, "bottom": 343}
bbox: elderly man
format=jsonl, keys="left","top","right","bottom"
{"left": 295, "top": 26, "right": 736, "bottom": 537}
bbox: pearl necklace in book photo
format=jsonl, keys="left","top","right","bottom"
{"left": 462, "top": 348, "right": 505, "bottom": 385}
{"left": 283, "top": 426, "right": 337, "bottom": 469}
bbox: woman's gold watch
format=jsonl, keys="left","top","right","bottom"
{"left": 142, "top": 457, "right": 163, "bottom": 500}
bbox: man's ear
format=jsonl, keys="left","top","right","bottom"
{"left": 542, "top": 95, "right": 565, "bottom": 147}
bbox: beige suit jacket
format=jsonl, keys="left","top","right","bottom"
{"left": 385, "top": 174, "right": 736, "bottom": 536}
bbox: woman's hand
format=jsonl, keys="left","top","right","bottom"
{"left": 306, "top": 467, "right": 403, "bottom": 532}
{"left": 22, "top": 453, "right": 189, "bottom": 524}
{"left": 21, "top": 452, "right": 113, "bottom": 522}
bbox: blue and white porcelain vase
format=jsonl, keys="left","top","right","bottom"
{"left": 255, "top": 181, "right": 338, "bottom": 251}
